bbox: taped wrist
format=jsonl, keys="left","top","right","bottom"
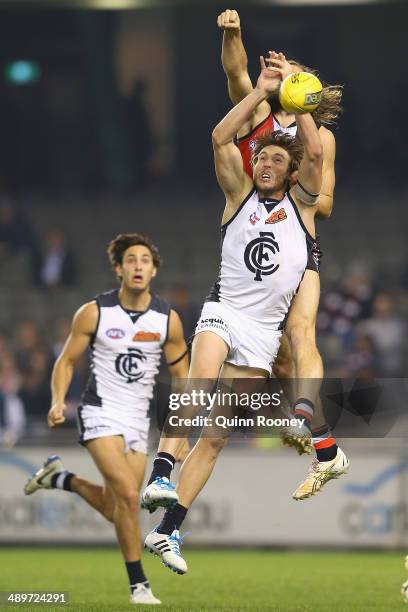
{"left": 295, "top": 181, "right": 320, "bottom": 205}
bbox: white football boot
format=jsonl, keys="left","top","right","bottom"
{"left": 141, "top": 477, "right": 178, "bottom": 513}
{"left": 144, "top": 528, "right": 187, "bottom": 575}
{"left": 130, "top": 583, "right": 161, "bottom": 605}
{"left": 293, "top": 448, "right": 350, "bottom": 500}
{"left": 24, "top": 455, "right": 65, "bottom": 495}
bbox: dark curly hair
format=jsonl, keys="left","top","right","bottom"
{"left": 251, "top": 130, "right": 304, "bottom": 174}
{"left": 107, "top": 233, "right": 162, "bottom": 272}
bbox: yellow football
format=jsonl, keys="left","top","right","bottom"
{"left": 279, "top": 71, "right": 323, "bottom": 114}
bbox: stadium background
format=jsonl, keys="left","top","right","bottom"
{"left": 0, "top": 0, "right": 407, "bottom": 610}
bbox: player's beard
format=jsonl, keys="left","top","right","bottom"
{"left": 254, "top": 174, "right": 288, "bottom": 199}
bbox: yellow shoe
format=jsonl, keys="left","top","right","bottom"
{"left": 292, "top": 448, "right": 350, "bottom": 500}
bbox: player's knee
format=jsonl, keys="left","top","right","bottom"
{"left": 189, "top": 363, "right": 220, "bottom": 379}
{"left": 199, "top": 436, "right": 227, "bottom": 458}
{"left": 115, "top": 487, "right": 140, "bottom": 513}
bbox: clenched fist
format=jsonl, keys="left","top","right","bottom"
{"left": 217, "top": 9, "right": 240, "bottom": 31}
{"left": 47, "top": 402, "right": 66, "bottom": 427}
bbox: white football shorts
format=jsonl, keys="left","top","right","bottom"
{"left": 77, "top": 403, "right": 150, "bottom": 454}
{"left": 194, "top": 301, "right": 282, "bottom": 375}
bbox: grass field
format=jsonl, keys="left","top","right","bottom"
{"left": 0, "top": 548, "right": 406, "bottom": 611}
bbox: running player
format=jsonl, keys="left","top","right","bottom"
{"left": 24, "top": 233, "right": 189, "bottom": 605}
{"left": 218, "top": 9, "right": 348, "bottom": 498}
{"left": 143, "top": 55, "right": 331, "bottom": 574}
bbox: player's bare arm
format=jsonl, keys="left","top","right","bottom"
{"left": 164, "top": 309, "right": 189, "bottom": 379}
{"left": 290, "top": 113, "right": 323, "bottom": 230}
{"left": 316, "top": 126, "right": 336, "bottom": 219}
{"left": 218, "top": 10, "right": 274, "bottom": 135}
{"left": 218, "top": 10, "right": 253, "bottom": 103}
{"left": 48, "top": 301, "right": 98, "bottom": 427}
{"left": 213, "top": 57, "right": 282, "bottom": 224}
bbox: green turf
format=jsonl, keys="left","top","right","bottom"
{"left": 0, "top": 548, "right": 406, "bottom": 611}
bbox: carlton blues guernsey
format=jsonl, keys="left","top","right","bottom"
{"left": 237, "top": 113, "right": 297, "bottom": 178}
{"left": 81, "top": 289, "right": 170, "bottom": 415}
{"left": 207, "top": 189, "right": 318, "bottom": 330}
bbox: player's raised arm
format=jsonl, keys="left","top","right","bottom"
{"left": 212, "top": 56, "right": 281, "bottom": 222}
{"left": 218, "top": 9, "right": 277, "bottom": 138}
{"left": 218, "top": 9, "right": 253, "bottom": 104}
{"left": 48, "top": 301, "right": 98, "bottom": 427}
{"left": 291, "top": 113, "right": 323, "bottom": 211}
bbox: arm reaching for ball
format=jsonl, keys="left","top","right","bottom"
{"left": 212, "top": 56, "right": 284, "bottom": 222}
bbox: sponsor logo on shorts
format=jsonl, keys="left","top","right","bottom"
{"left": 244, "top": 231, "right": 280, "bottom": 281}
{"left": 133, "top": 331, "right": 161, "bottom": 342}
{"left": 106, "top": 328, "right": 125, "bottom": 339}
{"left": 115, "top": 348, "right": 147, "bottom": 383}
{"left": 197, "top": 317, "right": 229, "bottom": 333}
{"left": 265, "top": 207, "right": 287, "bottom": 224}
{"left": 86, "top": 424, "right": 111, "bottom": 434}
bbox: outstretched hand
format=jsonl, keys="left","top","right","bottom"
{"left": 256, "top": 55, "right": 282, "bottom": 95}
{"left": 266, "top": 51, "right": 293, "bottom": 82}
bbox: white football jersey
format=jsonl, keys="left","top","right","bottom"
{"left": 207, "top": 189, "right": 318, "bottom": 329}
{"left": 81, "top": 290, "right": 170, "bottom": 413}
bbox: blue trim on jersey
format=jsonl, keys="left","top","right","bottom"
{"left": 81, "top": 368, "right": 102, "bottom": 408}
{"left": 90, "top": 300, "right": 101, "bottom": 348}
{"left": 150, "top": 293, "right": 171, "bottom": 316}
{"left": 221, "top": 188, "right": 256, "bottom": 229}
{"left": 286, "top": 190, "right": 316, "bottom": 242}
{"left": 97, "top": 289, "right": 119, "bottom": 308}
{"left": 164, "top": 308, "right": 171, "bottom": 344}
{"left": 205, "top": 224, "right": 227, "bottom": 303}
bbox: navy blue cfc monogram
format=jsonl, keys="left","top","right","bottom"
{"left": 244, "top": 231, "right": 280, "bottom": 281}
{"left": 115, "top": 348, "right": 147, "bottom": 383}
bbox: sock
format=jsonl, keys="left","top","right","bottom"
{"left": 312, "top": 424, "right": 338, "bottom": 462}
{"left": 125, "top": 560, "right": 149, "bottom": 593}
{"left": 50, "top": 471, "right": 75, "bottom": 491}
{"left": 157, "top": 502, "right": 188, "bottom": 535}
{"left": 147, "top": 452, "right": 176, "bottom": 485}
{"left": 293, "top": 398, "right": 315, "bottom": 430}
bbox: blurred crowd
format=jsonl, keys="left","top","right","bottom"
{"left": 0, "top": 198, "right": 78, "bottom": 290}
{"left": 0, "top": 198, "right": 82, "bottom": 449}
{"left": 0, "top": 318, "right": 89, "bottom": 450}
{"left": 318, "top": 268, "right": 408, "bottom": 378}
